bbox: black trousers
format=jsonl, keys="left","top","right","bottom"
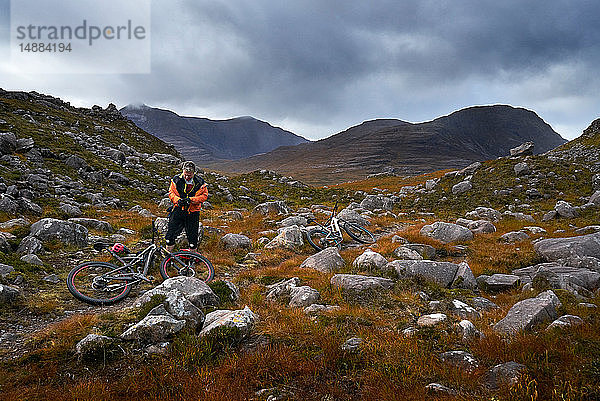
{"left": 165, "top": 209, "right": 200, "bottom": 249}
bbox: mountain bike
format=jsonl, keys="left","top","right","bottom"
{"left": 66, "top": 221, "right": 214, "bottom": 306}
{"left": 306, "top": 201, "right": 375, "bottom": 251}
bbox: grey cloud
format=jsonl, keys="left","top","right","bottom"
{"left": 1, "top": 0, "right": 599, "bottom": 139}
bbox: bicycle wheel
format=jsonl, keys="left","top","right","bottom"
{"left": 66, "top": 261, "right": 132, "bottom": 305}
{"left": 160, "top": 251, "right": 214, "bottom": 282}
{"left": 307, "top": 228, "right": 342, "bottom": 251}
{"left": 343, "top": 221, "right": 376, "bottom": 244}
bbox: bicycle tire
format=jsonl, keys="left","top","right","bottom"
{"left": 66, "top": 261, "right": 132, "bottom": 306}
{"left": 343, "top": 221, "right": 376, "bottom": 244}
{"left": 307, "top": 228, "right": 342, "bottom": 251}
{"left": 159, "top": 251, "right": 214, "bottom": 282}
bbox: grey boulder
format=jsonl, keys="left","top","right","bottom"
{"left": 68, "top": 218, "right": 114, "bottom": 233}
{"left": 452, "top": 180, "right": 472, "bottom": 195}
{"left": 0, "top": 284, "right": 20, "bottom": 304}
{"left": 17, "top": 235, "right": 43, "bottom": 255}
{"left": 439, "top": 350, "right": 479, "bottom": 373}
{"left": 510, "top": 141, "right": 534, "bottom": 157}
{"left": 30, "top": 218, "right": 88, "bottom": 247}
{"left": 289, "top": 286, "right": 321, "bottom": 308}
{"left": 199, "top": 306, "right": 257, "bottom": 338}
{"left": 121, "top": 315, "right": 185, "bottom": 343}
{"left": 300, "top": 247, "right": 345, "bottom": 273}
{"left": 221, "top": 233, "right": 252, "bottom": 250}
{"left": 420, "top": 222, "right": 473, "bottom": 243}
{"left": 393, "top": 246, "right": 423, "bottom": 260}
{"left": 360, "top": 195, "right": 393, "bottom": 211}
{"left": 352, "top": 249, "right": 388, "bottom": 271}
{"left": 330, "top": 274, "right": 394, "bottom": 295}
{"left": 134, "top": 276, "right": 219, "bottom": 309}
{"left": 534, "top": 232, "right": 600, "bottom": 262}
{"left": 253, "top": 201, "right": 289, "bottom": 215}
{"left": 546, "top": 314, "right": 583, "bottom": 330}
{"left": 483, "top": 362, "right": 526, "bottom": 390}
{"left": 265, "top": 225, "right": 304, "bottom": 250}
{"left": 480, "top": 274, "right": 521, "bottom": 292}
{"left": 499, "top": 231, "right": 529, "bottom": 243}
{"left": 387, "top": 260, "right": 476, "bottom": 289}
{"left": 493, "top": 290, "right": 562, "bottom": 336}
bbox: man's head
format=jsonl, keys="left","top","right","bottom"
{"left": 182, "top": 161, "right": 195, "bottom": 181}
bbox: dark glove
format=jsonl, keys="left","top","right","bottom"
{"left": 178, "top": 198, "right": 191, "bottom": 207}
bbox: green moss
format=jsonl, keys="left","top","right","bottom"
{"left": 136, "top": 294, "right": 166, "bottom": 320}
{"left": 208, "top": 280, "right": 236, "bottom": 307}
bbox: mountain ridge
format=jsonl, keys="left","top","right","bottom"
{"left": 120, "top": 104, "right": 310, "bottom": 161}
{"left": 209, "top": 105, "right": 566, "bottom": 185}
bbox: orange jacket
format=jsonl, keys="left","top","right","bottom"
{"left": 169, "top": 174, "right": 208, "bottom": 213}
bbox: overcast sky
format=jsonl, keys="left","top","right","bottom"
{"left": 1, "top": 0, "right": 599, "bottom": 140}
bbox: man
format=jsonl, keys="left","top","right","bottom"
{"left": 165, "top": 161, "right": 208, "bottom": 252}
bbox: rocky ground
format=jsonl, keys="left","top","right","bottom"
{"left": 0, "top": 91, "right": 599, "bottom": 400}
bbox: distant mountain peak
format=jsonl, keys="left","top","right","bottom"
{"left": 120, "top": 105, "right": 309, "bottom": 161}
{"left": 211, "top": 105, "right": 567, "bottom": 185}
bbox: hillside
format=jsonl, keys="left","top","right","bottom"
{"left": 211, "top": 105, "right": 566, "bottom": 185}
{"left": 120, "top": 104, "right": 309, "bottom": 161}
{"left": 0, "top": 91, "right": 599, "bottom": 401}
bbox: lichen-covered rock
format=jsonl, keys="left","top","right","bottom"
{"left": 499, "top": 231, "right": 529, "bottom": 243}
{"left": 360, "top": 195, "right": 393, "bottom": 211}
{"left": 554, "top": 201, "right": 578, "bottom": 219}
{"left": 68, "top": 218, "right": 114, "bottom": 233}
{"left": 466, "top": 207, "right": 502, "bottom": 222}
{"left": 420, "top": 222, "right": 473, "bottom": 243}
{"left": 452, "top": 261, "right": 478, "bottom": 290}
{"left": 546, "top": 314, "right": 583, "bottom": 331}
{"left": 403, "top": 243, "right": 436, "bottom": 259}
{"left": 30, "top": 218, "right": 88, "bottom": 247}
{"left": 388, "top": 260, "right": 474, "bottom": 289}
{"left": 341, "top": 337, "right": 363, "bottom": 352}
{"left": 510, "top": 141, "right": 534, "bottom": 157}
{"left": 0, "top": 284, "right": 20, "bottom": 304}
{"left": 512, "top": 263, "right": 600, "bottom": 295}
{"left": 134, "top": 276, "right": 219, "bottom": 309}
{"left": 452, "top": 180, "right": 472, "bottom": 195}
{"left": 483, "top": 362, "right": 526, "bottom": 390}
{"left": 494, "top": 290, "right": 562, "bottom": 336}
{"left": 451, "top": 299, "right": 481, "bottom": 320}
{"left": 75, "top": 334, "right": 115, "bottom": 358}
{"left": 121, "top": 315, "right": 185, "bottom": 343}
{"left": 352, "top": 249, "right": 387, "bottom": 271}
{"left": 221, "top": 233, "right": 252, "bottom": 250}
{"left": 417, "top": 313, "right": 447, "bottom": 327}
{"left": 0, "top": 263, "right": 14, "bottom": 278}
{"left": 468, "top": 220, "right": 497, "bottom": 234}
{"left": 514, "top": 162, "right": 530, "bottom": 176}
{"left": 199, "top": 306, "right": 257, "bottom": 338}
{"left": 253, "top": 201, "right": 290, "bottom": 215}
{"left": 300, "top": 247, "right": 344, "bottom": 273}
{"left": 265, "top": 225, "right": 304, "bottom": 249}
{"left": 439, "top": 350, "right": 479, "bottom": 373}
{"left": 393, "top": 246, "right": 423, "bottom": 260}
{"left": 534, "top": 232, "right": 600, "bottom": 262}
{"left": 470, "top": 297, "right": 499, "bottom": 312}
{"left": 337, "top": 208, "right": 370, "bottom": 226}
{"left": 289, "top": 286, "right": 320, "bottom": 308}
{"left": 16, "top": 235, "right": 43, "bottom": 255}
{"left": 480, "top": 274, "right": 521, "bottom": 292}
{"left": 266, "top": 277, "right": 301, "bottom": 300}
{"left": 330, "top": 274, "right": 394, "bottom": 296}
{"left": 303, "top": 304, "right": 340, "bottom": 315}
{"left": 457, "top": 320, "right": 484, "bottom": 342}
